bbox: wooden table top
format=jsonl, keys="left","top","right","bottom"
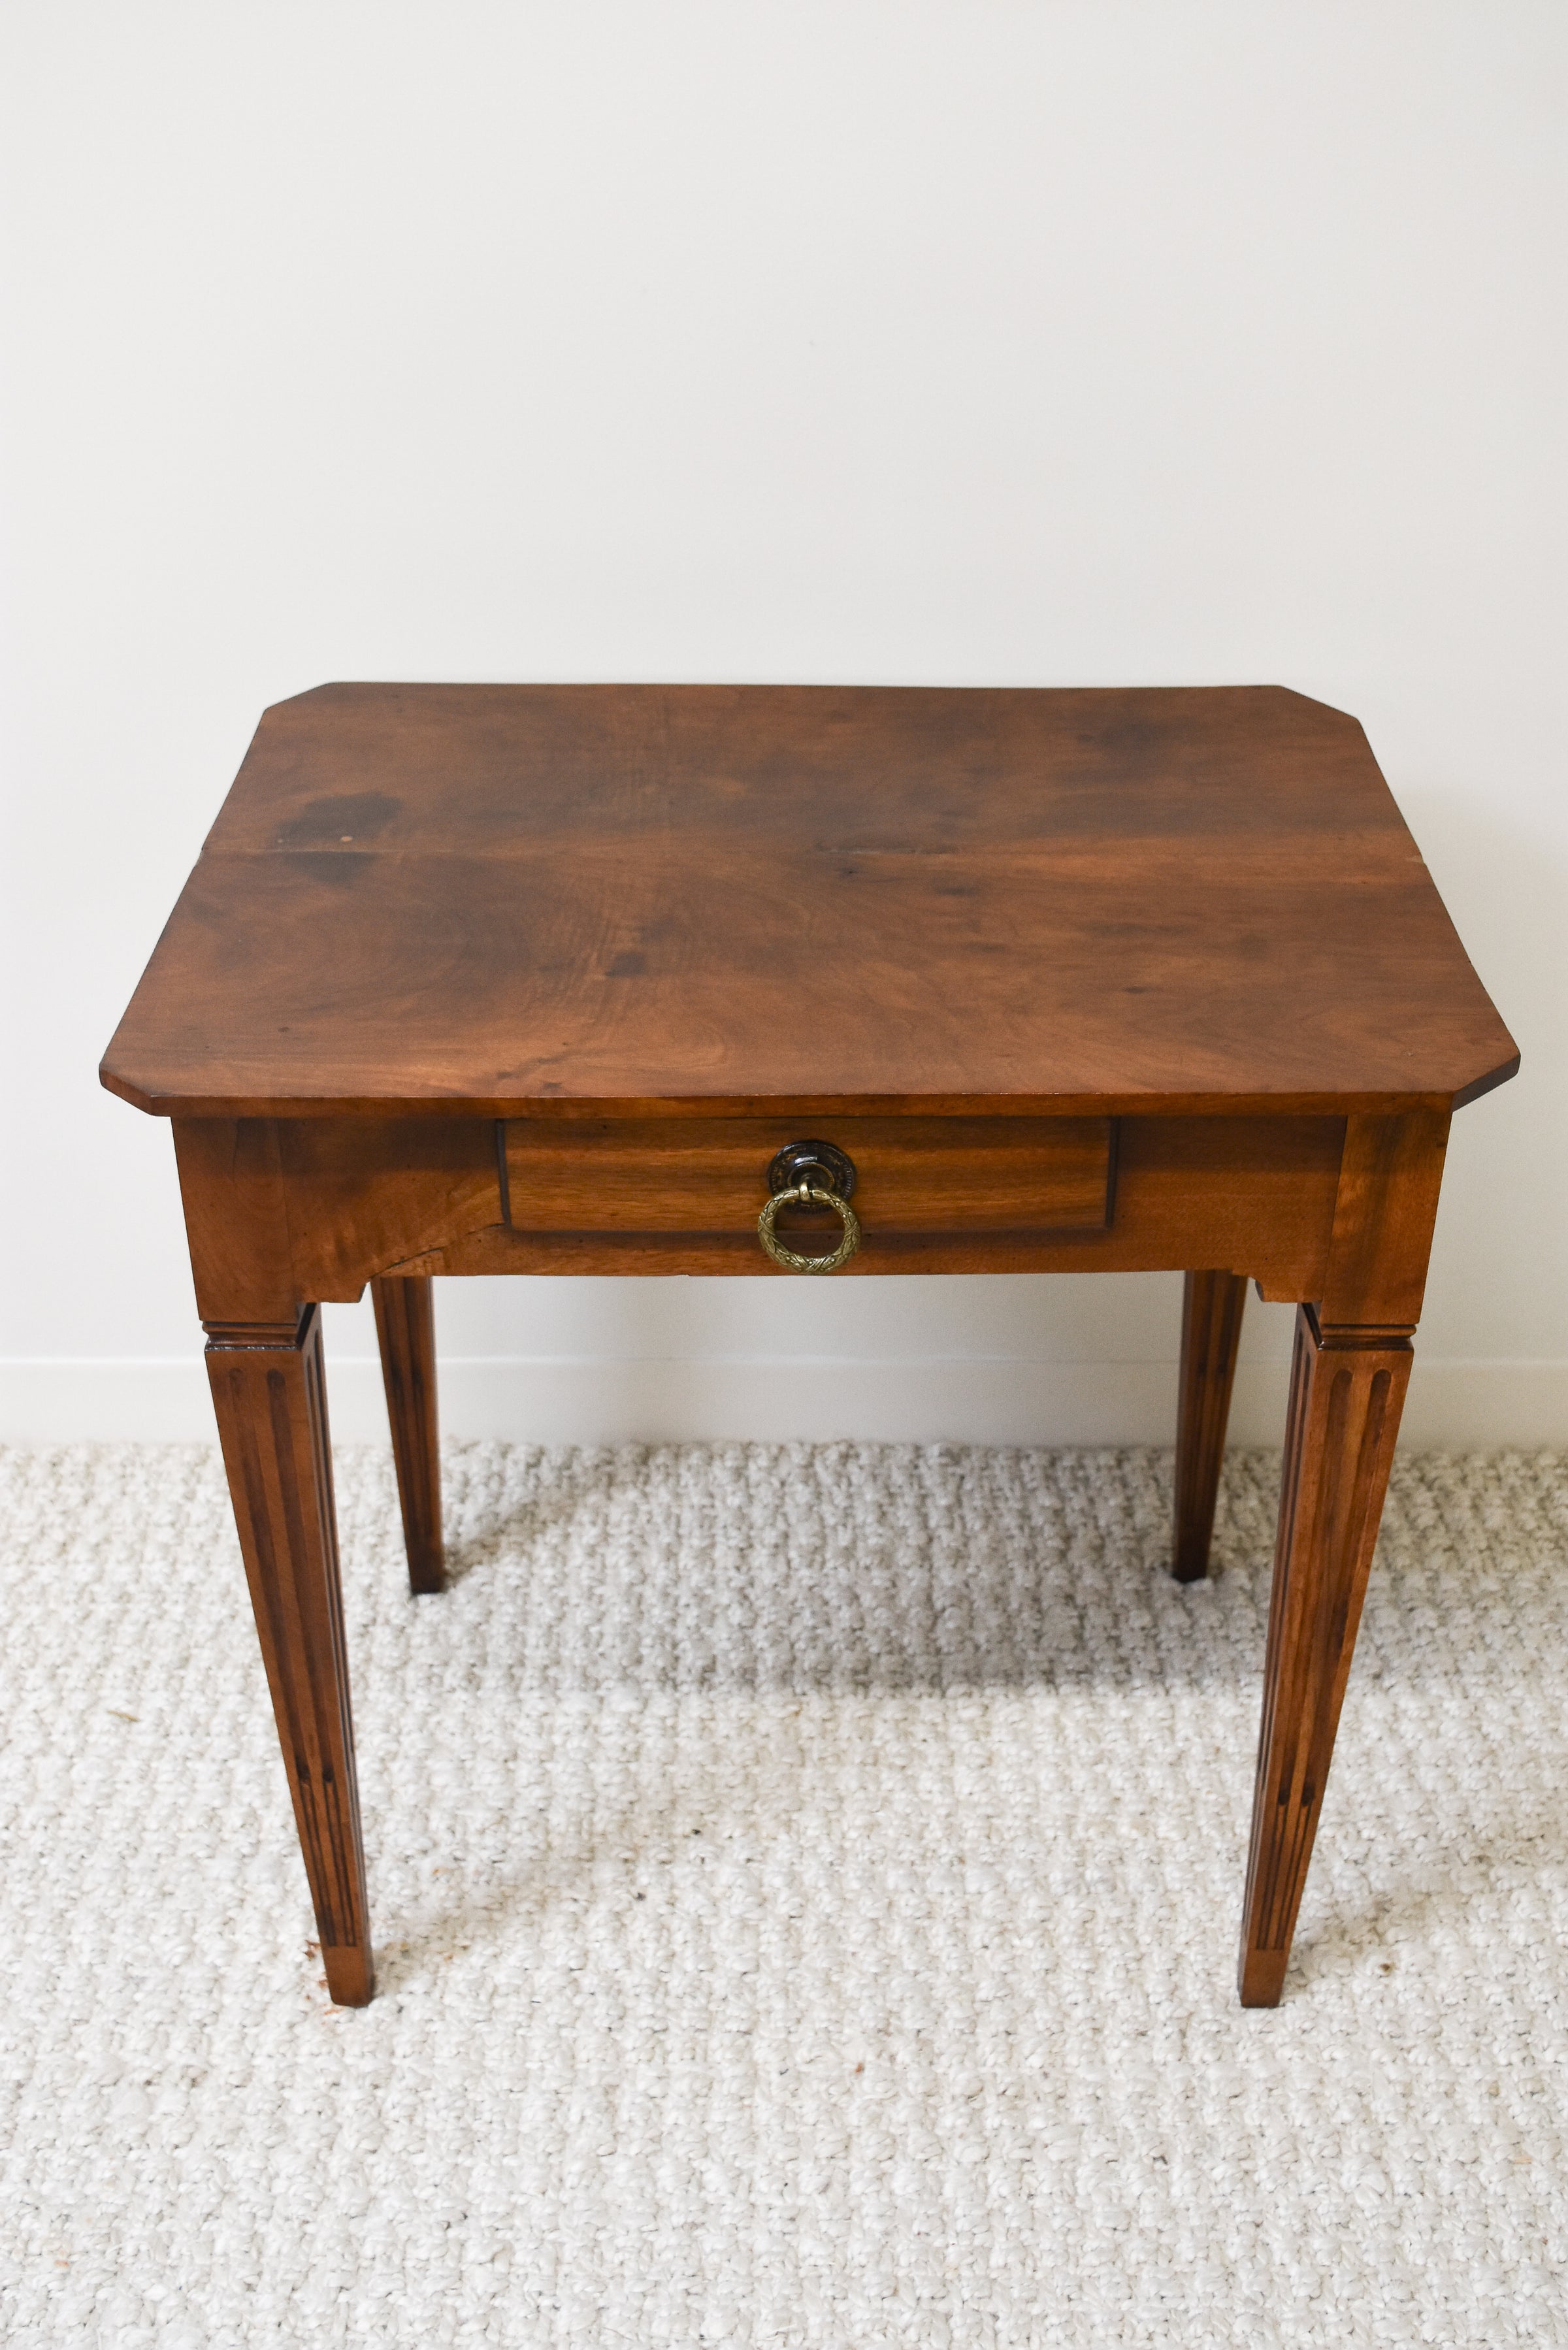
{"left": 101, "top": 682, "right": 1517, "bottom": 1122}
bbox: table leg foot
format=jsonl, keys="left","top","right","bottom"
{"left": 322, "top": 1943, "right": 376, "bottom": 2006}
{"left": 372, "top": 1275, "right": 445, "bottom": 1594}
{"left": 1172, "top": 1269, "right": 1248, "bottom": 1581}
{"left": 1238, "top": 1305, "right": 1411, "bottom": 2006}
{"left": 205, "top": 1305, "right": 375, "bottom": 2008}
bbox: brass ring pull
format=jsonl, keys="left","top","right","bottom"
{"left": 757, "top": 1179, "right": 862, "bottom": 1274}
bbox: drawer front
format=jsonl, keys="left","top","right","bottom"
{"left": 502, "top": 1117, "right": 1115, "bottom": 1235}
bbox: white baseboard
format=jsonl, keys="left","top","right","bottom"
{"left": 1, "top": 1356, "right": 1563, "bottom": 1448}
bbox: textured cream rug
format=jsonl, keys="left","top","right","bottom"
{"left": 1, "top": 1441, "right": 1565, "bottom": 2347}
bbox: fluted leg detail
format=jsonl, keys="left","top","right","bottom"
{"left": 1238, "top": 1306, "right": 1411, "bottom": 2006}
{"left": 205, "top": 1306, "right": 373, "bottom": 2005}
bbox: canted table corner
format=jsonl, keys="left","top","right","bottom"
{"left": 101, "top": 683, "right": 1518, "bottom": 2010}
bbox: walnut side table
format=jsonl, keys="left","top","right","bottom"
{"left": 100, "top": 684, "right": 1518, "bottom": 2008}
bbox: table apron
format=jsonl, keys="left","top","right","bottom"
{"left": 174, "top": 1111, "right": 1360, "bottom": 1314}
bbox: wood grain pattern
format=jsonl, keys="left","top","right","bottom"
{"left": 382, "top": 1116, "right": 1347, "bottom": 1293}
{"left": 172, "top": 1114, "right": 502, "bottom": 1310}
{"left": 174, "top": 1118, "right": 297, "bottom": 1325}
{"left": 101, "top": 685, "right": 1518, "bottom": 1120}
{"left": 372, "top": 1276, "right": 444, "bottom": 1594}
{"left": 1321, "top": 1109, "right": 1450, "bottom": 1329}
{"left": 1172, "top": 1270, "right": 1249, "bottom": 1582}
{"left": 204, "top": 1307, "right": 372, "bottom": 2005}
{"left": 1239, "top": 1306, "right": 1412, "bottom": 2007}
{"left": 171, "top": 1112, "right": 1348, "bottom": 1299}
{"left": 278, "top": 1117, "right": 502, "bottom": 1299}
{"left": 504, "top": 1115, "right": 1113, "bottom": 1234}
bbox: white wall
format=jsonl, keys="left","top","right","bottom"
{"left": 2, "top": 1, "right": 1563, "bottom": 1448}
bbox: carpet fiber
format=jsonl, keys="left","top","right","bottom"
{"left": 1, "top": 1441, "right": 1566, "bottom": 2346}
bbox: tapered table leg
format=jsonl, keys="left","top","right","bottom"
{"left": 1173, "top": 1269, "right": 1249, "bottom": 1581}
{"left": 372, "top": 1274, "right": 445, "bottom": 1594}
{"left": 1239, "top": 1305, "right": 1411, "bottom": 2006}
{"left": 205, "top": 1306, "right": 374, "bottom": 2006}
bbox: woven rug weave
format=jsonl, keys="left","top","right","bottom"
{"left": 1, "top": 1441, "right": 1565, "bottom": 2346}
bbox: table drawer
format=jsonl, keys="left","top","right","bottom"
{"left": 501, "top": 1117, "right": 1115, "bottom": 1237}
